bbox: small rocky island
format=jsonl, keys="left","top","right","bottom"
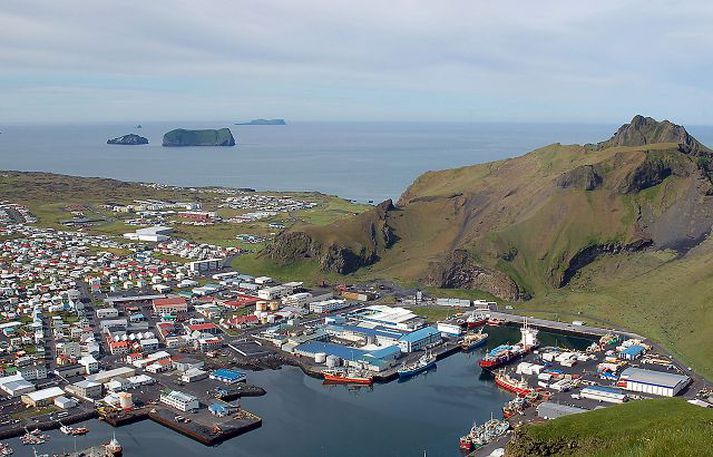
{"left": 235, "top": 119, "right": 286, "bottom": 125}
{"left": 162, "top": 128, "right": 236, "bottom": 147}
{"left": 107, "top": 133, "right": 149, "bottom": 145}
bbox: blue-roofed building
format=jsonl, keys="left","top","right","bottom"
{"left": 294, "top": 341, "right": 401, "bottom": 372}
{"left": 619, "top": 345, "right": 645, "bottom": 360}
{"left": 210, "top": 368, "right": 246, "bottom": 384}
{"left": 209, "top": 399, "right": 239, "bottom": 417}
{"left": 398, "top": 326, "right": 442, "bottom": 353}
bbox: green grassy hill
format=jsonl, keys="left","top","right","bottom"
{"left": 507, "top": 399, "right": 713, "bottom": 457}
{"left": 258, "top": 115, "right": 713, "bottom": 378}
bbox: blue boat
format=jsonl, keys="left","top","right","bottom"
{"left": 397, "top": 352, "right": 437, "bottom": 379}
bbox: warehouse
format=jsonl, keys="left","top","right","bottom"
{"left": 22, "top": 387, "right": 65, "bottom": 407}
{"left": 67, "top": 380, "right": 103, "bottom": 399}
{"left": 619, "top": 345, "right": 645, "bottom": 360}
{"left": 309, "top": 299, "right": 350, "bottom": 314}
{"left": 210, "top": 368, "right": 246, "bottom": 384}
{"left": 537, "top": 402, "right": 588, "bottom": 419}
{"left": 86, "top": 367, "right": 137, "bottom": 384}
{"left": 617, "top": 367, "right": 690, "bottom": 397}
{"left": 580, "top": 386, "right": 628, "bottom": 404}
{"left": 0, "top": 377, "right": 35, "bottom": 397}
{"left": 397, "top": 326, "right": 442, "bottom": 353}
{"left": 160, "top": 390, "right": 199, "bottom": 412}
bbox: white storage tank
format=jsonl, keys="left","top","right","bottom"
{"left": 314, "top": 352, "right": 327, "bottom": 364}
{"left": 256, "top": 301, "right": 268, "bottom": 312}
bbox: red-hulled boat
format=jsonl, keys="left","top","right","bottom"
{"left": 466, "top": 312, "right": 487, "bottom": 329}
{"left": 322, "top": 369, "right": 373, "bottom": 385}
{"left": 494, "top": 370, "right": 533, "bottom": 397}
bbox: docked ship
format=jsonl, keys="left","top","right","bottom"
{"left": 322, "top": 368, "right": 373, "bottom": 385}
{"left": 459, "top": 416, "right": 510, "bottom": 451}
{"left": 494, "top": 370, "right": 533, "bottom": 397}
{"left": 478, "top": 321, "right": 539, "bottom": 369}
{"left": 460, "top": 330, "right": 489, "bottom": 351}
{"left": 465, "top": 312, "right": 487, "bottom": 328}
{"left": 397, "top": 351, "right": 436, "bottom": 379}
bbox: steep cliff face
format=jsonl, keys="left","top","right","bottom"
{"left": 162, "top": 128, "right": 236, "bottom": 147}
{"left": 265, "top": 115, "right": 713, "bottom": 300}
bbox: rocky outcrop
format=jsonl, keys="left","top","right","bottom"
{"left": 618, "top": 152, "right": 690, "bottom": 194}
{"left": 423, "top": 250, "right": 520, "bottom": 300}
{"left": 556, "top": 164, "right": 603, "bottom": 191}
{"left": 598, "top": 114, "right": 711, "bottom": 155}
{"left": 107, "top": 134, "right": 148, "bottom": 145}
{"left": 162, "top": 128, "right": 236, "bottom": 147}
{"left": 558, "top": 239, "right": 653, "bottom": 286}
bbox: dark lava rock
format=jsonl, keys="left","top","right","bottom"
{"left": 162, "top": 128, "right": 236, "bottom": 147}
{"left": 107, "top": 133, "right": 148, "bottom": 145}
{"left": 556, "top": 164, "right": 604, "bottom": 191}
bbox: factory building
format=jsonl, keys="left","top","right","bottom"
{"left": 537, "top": 402, "right": 588, "bottom": 419}
{"left": 160, "top": 390, "right": 199, "bottom": 412}
{"left": 397, "top": 326, "right": 442, "bottom": 353}
{"left": 617, "top": 368, "right": 690, "bottom": 397}
{"left": 22, "top": 387, "right": 65, "bottom": 407}
{"left": 580, "top": 386, "right": 628, "bottom": 404}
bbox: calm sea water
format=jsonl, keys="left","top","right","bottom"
{"left": 5, "top": 328, "right": 593, "bottom": 457}
{"left": 4, "top": 121, "right": 709, "bottom": 203}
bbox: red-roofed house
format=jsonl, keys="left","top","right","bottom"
{"left": 153, "top": 297, "right": 188, "bottom": 314}
{"left": 109, "top": 340, "right": 130, "bottom": 355}
{"left": 221, "top": 314, "right": 259, "bottom": 330}
{"left": 186, "top": 322, "right": 220, "bottom": 335}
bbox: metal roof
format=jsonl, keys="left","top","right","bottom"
{"left": 399, "top": 326, "right": 440, "bottom": 343}
{"left": 620, "top": 367, "right": 690, "bottom": 388}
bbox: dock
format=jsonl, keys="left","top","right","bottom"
{"left": 486, "top": 311, "right": 644, "bottom": 340}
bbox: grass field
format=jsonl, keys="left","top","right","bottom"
{"left": 508, "top": 398, "right": 713, "bottom": 457}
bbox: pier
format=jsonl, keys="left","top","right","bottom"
{"left": 486, "top": 311, "right": 644, "bottom": 340}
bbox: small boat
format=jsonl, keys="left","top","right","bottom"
{"left": 104, "top": 433, "right": 123, "bottom": 456}
{"left": 60, "top": 425, "right": 89, "bottom": 436}
{"left": 397, "top": 351, "right": 437, "bottom": 379}
{"left": 486, "top": 317, "right": 505, "bottom": 326}
{"left": 0, "top": 442, "right": 13, "bottom": 456}
{"left": 322, "top": 368, "right": 373, "bottom": 385}
{"left": 460, "top": 330, "right": 489, "bottom": 351}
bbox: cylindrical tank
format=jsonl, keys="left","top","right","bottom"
{"left": 269, "top": 301, "right": 280, "bottom": 311}
{"left": 118, "top": 392, "right": 133, "bottom": 409}
{"left": 267, "top": 315, "right": 276, "bottom": 324}
{"left": 366, "top": 335, "right": 376, "bottom": 345}
{"left": 256, "top": 301, "right": 268, "bottom": 312}
{"left": 314, "top": 352, "right": 327, "bottom": 364}
{"left": 326, "top": 355, "right": 341, "bottom": 368}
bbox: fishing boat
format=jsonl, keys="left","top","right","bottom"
{"left": 104, "top": 433, "right": 123, "bottom": 456}
{"left": 465, "top": 312, "right": 487, "bottom": 328}
{"left": 0, "top": 442, "right": 13, "bottom": 456}
{"left": 322, "top": 368, "right": 373, "bottom": 385}
{"left": 478, "top": 321, "right": 539, "bottom": 369}
{"left": 397, "top": 351, "right": 436, "bottom": 379}
{"left": 486, "top": 317, "right": 506, "bottom": 326}
{"left": 502, "top": 396, "right": 528, "bottom": 418}
{"left": 494, "top": 370, "right": 533, "bottom": 397}
{"left": 460, "top": 330, "right": 489, "bottom": 351}
{"left": 60, "top": 425, "right": 89, "bottom": 436}
{"left": 20, "top": 429, "right": 48, "bottom": 446}
{"left": 459, "top": 415, "right": 510, "bottom": 451}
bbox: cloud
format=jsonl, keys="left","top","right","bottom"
{"left": 1, "top": 0, "right": 713, "bottom": 122}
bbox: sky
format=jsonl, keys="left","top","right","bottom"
{"left": 2, "top": 0, "right": 713, "bottom": 124}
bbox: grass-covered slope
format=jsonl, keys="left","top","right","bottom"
{"left": 507, "top": 399, "right": 713, "bottom": 457}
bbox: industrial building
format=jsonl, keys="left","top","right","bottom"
{"left": 210, "top": 368, "right": 246, "bottom": 384}
{"left": 537, "top": 401, "right": 588, "bottom": 419}
{"left": 67, "top": 380, "right": 103, "bottom": 399}
{"left": 188, "top": 258, "right": 224, "bottom": 273}
{"left": 397, "top": 326, "right": 442, "bottom": 353}
{"left": 160, "top": 390, "right": 199, "bottom": 412}
{"left": 580, "top": 386, "right": 628, "bottom": 404}
{"left": 617, "top": 367, "right": 690, "bottom": 397}
{"left": 22, "top": 387, "right": 65, "bottom": 407}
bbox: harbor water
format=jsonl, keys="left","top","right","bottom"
{"left": 3, "top": 327, "right": 593, "bottom": 457}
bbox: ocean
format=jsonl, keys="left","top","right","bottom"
{"left": 4, "top": 121, "right": 708, "bottom": 203}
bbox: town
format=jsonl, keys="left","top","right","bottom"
{"left": 0, "top": 197, "right": 711, "bottom": 457}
